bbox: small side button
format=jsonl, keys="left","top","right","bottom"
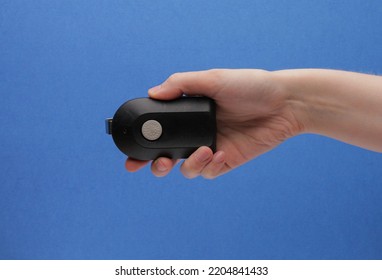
{"left": 105, "top": 118, "right": 113, "bottom": 135}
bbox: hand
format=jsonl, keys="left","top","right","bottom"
{"left": 125, "top": 69, "right": 302, "bottom": 179}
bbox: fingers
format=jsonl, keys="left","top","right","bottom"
{"left": 148, "top": 70, "right": 220, "bottom": 100}
{"left": 125, "top": 158, "right": 149, "bottom": 172}
{"left": 126, "top": 157, "right": 178, "bottom": 177}
{"left": 180, "top": 147, "right": 226, "bottom": 179}
{"left": 199, "top": 151, "right": 226, "bottom": 179}
{"left": 151, "top": 158, "right": 179, "bottom": 177}
{"left": 125, "top": 148, "right": 227, "bottom": 179}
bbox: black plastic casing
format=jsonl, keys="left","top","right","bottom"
{"left": 110, "top": 97, "right": 216, "bottom": 160}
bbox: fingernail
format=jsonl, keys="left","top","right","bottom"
{"left": 148, "top": 85, "right": 161, "bottom": 95}
{"left": 213, "top": 151, "right": 225, "bottom": 163}
{"left": 196, "top": 150, "right": 211, "bottom": 163}
{"left": 156, "top": 159, "right": 167, "bottom": 172}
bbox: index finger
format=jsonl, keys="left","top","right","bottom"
{"left": 148, "top": 69, "right": 221, "bottom": 100}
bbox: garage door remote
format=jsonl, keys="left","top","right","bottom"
{"left": 106, "top": 97, "right": 216, "bottom": 160}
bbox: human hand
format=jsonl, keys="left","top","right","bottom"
{"left": 125, "top": 69, "right": 303, "bottom": 178}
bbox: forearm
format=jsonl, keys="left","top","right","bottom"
{"left": 274, "top": 69, "right": 382, "bottom": 152}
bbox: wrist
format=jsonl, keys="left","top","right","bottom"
{"left": 272, "top": 69, "right": 382, "bottom": 152}
{"left": 271, "top": 69, "right": 313, "bottom": 135}
{"left": 271, "top": 69, "right": 342, "bottom": 136}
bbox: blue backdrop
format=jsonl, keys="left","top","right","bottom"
{"left": 1, "top": 0, "right": 381, "bottom": 259}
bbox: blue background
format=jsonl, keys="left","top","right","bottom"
{"left": 1, "top": 0, "right": 381, "bottom": 259}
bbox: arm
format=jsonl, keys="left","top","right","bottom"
{"left": 125, "top": 69, "right": 382, "bottom": 178}
{"left": 275, "top": 69, "right": 382, "bottom": 152}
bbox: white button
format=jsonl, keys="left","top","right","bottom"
{"left": 141, "top": 120, "right": 162, "bottom": 141}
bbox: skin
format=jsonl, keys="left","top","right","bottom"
{"left": 125, "top": 69, "right": 382, "bottom": 179}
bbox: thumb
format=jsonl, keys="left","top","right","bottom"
{"left": 148, "top": 70, "right": 218, "bottom": 100}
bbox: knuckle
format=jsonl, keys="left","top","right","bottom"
{"left": 184, "top": 173, "right": 197, "bottom": 180}
{"left": 206, "top": 68, "right": 222, "bottom": 78}
{"left": 203, "top": 69, "right": 225, "bottom": 92}
{"left": 185, "top": 160, "right": 199, "bottom": 172}
{"left": 202, "top": 173, "right": 216, "bottom": 180}
{"left": 166, "top": 72, "right": 181, "bottom": 84}
{"left": 181, "top": 168, "right": 198, "bottom": 179}
{"left": 201, "top": 167, "right": 220, "bottom": 179}
{"left": 201, "top": 168, "right": 216, "bottom": 180}
{"left": 180, "top": 162, "right": 198, "bottom": 179}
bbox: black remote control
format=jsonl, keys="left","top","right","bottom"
{"left": 106, "top": 97, "right": 216, "bottom": 160}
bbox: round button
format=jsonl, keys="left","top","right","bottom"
{"left": 141, "top": 120, "right": 162, "bottom": 141}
